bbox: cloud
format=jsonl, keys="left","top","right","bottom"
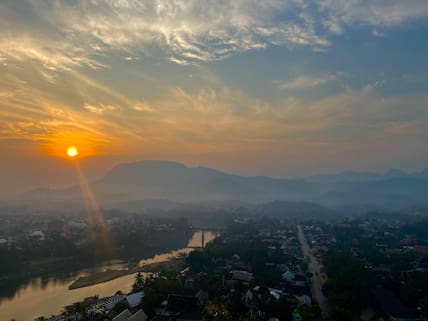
{"left": 29, "top": 0, "right": 428, "bottom": 64}
{"left": 1, "top": 61, "right": 427, "bottom": 162}
{"left": 122, "top": 85, "right": 428, "bottom": 148}
{"left": 0, "top": 36, "right": 105, "bottom": 72}
{"left": 0, "top": 0, "right": 426, "bottom": 68}
{"left": 132, "top": 102, "right": 155, "bottom": 113}
{"left": 84, "top": 103, "right": 119, "bottom": 115}
{"left": 277, "top": 73, "right": 338, "bottom": 90}
{"left": 318, "top": 0, "right": 428, "bottom": 29}
{"left": 0, "top": 90, "right": 14, "bottom": 99}
{"left": 26, "top": 0, "right": 332, "bottom": 64}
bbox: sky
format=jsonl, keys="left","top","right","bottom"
{"left": 1, "top": 0, "right": 428, "bottom": 195}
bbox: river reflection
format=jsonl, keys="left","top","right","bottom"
{"left": 0, "top": 231, "right": 216, "bottom": 321}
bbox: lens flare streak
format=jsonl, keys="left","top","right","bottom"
{"left": 73, "top": 161, "right": 115, "bottom": 259}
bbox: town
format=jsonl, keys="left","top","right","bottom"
{"left": 23, "top": 210, "right": 428, "bottom": 321}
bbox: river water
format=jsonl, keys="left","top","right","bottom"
{"left": 0, "top": 230, "right": 216, "bottom": 321}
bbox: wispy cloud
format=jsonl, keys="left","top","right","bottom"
{"left": 277, "top": 74, "right": 338, "bottom": 90}
{"left": 0, "top": 36, "right": 104, "bottom": 72}
{"left": 318, "top": 0, "right": 428, "bottom": 29}
{"left": 44, "top": 0, "right": 330, "bottom": 63}
{"left": 28, "top": 0, "right": 428, "bottom": 64}
{"left": 84, "top": 104, "right": 119, "bottom": 115}
{"left": 1, "top": 58, "right": 427, "bottom": 167}
{"left": 0, "top": 0, "right": 426, "bottom": 67}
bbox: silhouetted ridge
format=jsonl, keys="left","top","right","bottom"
{"left": 10, "top": 160, "right": 428, "bottom": 210}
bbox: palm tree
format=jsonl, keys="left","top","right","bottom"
{"left": 133, "top": 272, "right": 144, "bottom": 291}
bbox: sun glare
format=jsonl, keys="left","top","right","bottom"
{"left": 67, "top": 146, "right": 79, "bottom": 158}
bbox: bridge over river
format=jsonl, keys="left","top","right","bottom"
{"left": 188, "top": 227, "right": 223, "bottom": 249}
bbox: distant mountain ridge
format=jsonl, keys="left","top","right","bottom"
{"left": 308, "top": 167, "right": 428, "bottom": 182}
{"left": 8, "top": 160, "right": 428, "bottom": 210}
{"left": 94, "top": 160, "right": 311, "bottom": 202}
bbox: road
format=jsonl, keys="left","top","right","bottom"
{"left": 297, "top": 225, "right": 330, "bottom": 316}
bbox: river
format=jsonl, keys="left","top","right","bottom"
{"left": 0, "top": 230, "right": 216, "bottom": 321}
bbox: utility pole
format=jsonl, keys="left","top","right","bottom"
{"left": 201, "top": 228, "right": 205, "bottom": 249}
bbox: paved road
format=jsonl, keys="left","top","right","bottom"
{"left": 297, "top": 225, "right": 330, "bottom": 316}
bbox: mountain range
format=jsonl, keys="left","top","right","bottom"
{"left": 7, "top": 160, "right": 428, "bottom": 211}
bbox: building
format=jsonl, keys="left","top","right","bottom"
{"left": 126, "top": 291, "right": 144, "bottom": 308}
{"left": 231, "top": 270, "right": 254, "bottom": 283}
{"left": 113, "top": 309, "right": 147, "bottom": 321}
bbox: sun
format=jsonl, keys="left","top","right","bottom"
{"left": 66, "top": 146, "right": 79, "bottom": 158}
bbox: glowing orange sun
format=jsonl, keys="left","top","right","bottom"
{"left": 67, "top": 146, "right": 79, "bottom": 158}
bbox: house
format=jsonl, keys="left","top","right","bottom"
{"left": 156, "top": 294, "right": 203, "bottom": 321}
{"left": 269, "top": 288, "right": 282, "bottom": 300}
{"left": 113, "top": 309, "right": 132, "bottom": 321}
{"left": 126, "top": 291, "right": 144, "bottom": 308}
{"left": 128, "top": 309, "right": 148, "bottom": 321}
{"left": 113, "top": 309, "right": 147, "bottom": 321}
{"left": 415, "top": 245, "right": 427, "bottom": 255}
{"left": 45, "top": 313, "right": 79, "bottom": 321}
{"left": 296, "top": 295, "right": 311, "bottom": 306}
{"left": 292, "top": 273, "right": 307, "bottom": 286}
{"left": 416, "top": 253, "right": 428, "bottom": 272}
{"left": 195, "top": 289, "right": 209, "bottom": 305}
{"left": 283, "top": 282, "right": 311, "bottom": 297}
{"left": 282, "top": 271, "right": 295, "bottom": 282}
{"left": 87, "top": 294, "right": 125, "bottom": 314}
{"left": 184, "top": 277, "right": 195, "bottom": 288}
{"left": 244, "top": 290, "right": 254, "bottom": 305}
{"left": 232, "top": 270, "right": 253, "bottom": 283}
{"left": 385, "top": 248, "right": 402, "bottom": 256}
{"left": 234, "top": 260, "right": 249, "bottom": 271}
{"left": 28, "top": 230, "right": 45, "bottom": 241}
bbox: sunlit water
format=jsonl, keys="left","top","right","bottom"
{"left": 0, "top": 231, "right": 216, "bottom": 321}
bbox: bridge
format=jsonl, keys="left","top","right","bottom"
{"left": 190, "top": 226, "right": 224, "bottom": 232}
{"left": 188, "top": 226, "right": 224, "bottom": 249}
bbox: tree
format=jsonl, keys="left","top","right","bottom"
{"left": 323, "top": 251, "right": 367, "bottom": 312}
{"left": 298, "top": 305, "right": 322, "bottom": 321}
{"left": 186, "top": 251, "right": 212, "bottom": 273}
{"left": 133, "top": 272, "right": 144, "bottom": 291}
{"left": 328, "top": 306, "right": 363, "bottom": 321}
{"left": 112, "top": 300, "right": 129, "bottom": 316}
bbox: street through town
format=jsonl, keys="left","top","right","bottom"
{"left": 297, "top": 225, "right": 330, "bottom": 316}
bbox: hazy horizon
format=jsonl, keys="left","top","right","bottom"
{"left": 2, "top": 157, "right": 428, "bottom": 202}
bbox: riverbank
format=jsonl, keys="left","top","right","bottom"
{"left": 0, "top": 230, "right": 216, "bottom": 321}
{"left": 69, "top": 230, "right": 218, "bottom": 290}
{"left": 69, "top": 258, "right": 186, "bottom": 289}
